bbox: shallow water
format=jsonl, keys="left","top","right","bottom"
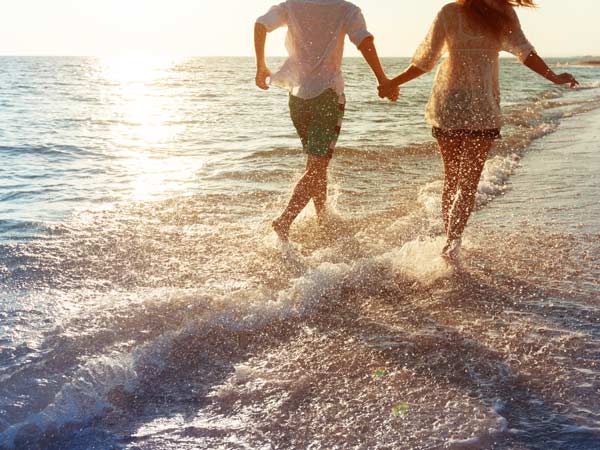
{"left": 0, "top": 57, "right": 599, "bottom": 449}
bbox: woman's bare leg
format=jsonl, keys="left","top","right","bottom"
{"left": 273, "top": 155, "right": 330, "bottom": 241}
{"left": 437, "top": 136, "right": 463, "bottom": 234}
{"left": 446, "top": 137, "right": 494, "bottom": 241}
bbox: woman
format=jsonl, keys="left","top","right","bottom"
{"left": 379, "top": 0, "right": 578, "bottom": 261}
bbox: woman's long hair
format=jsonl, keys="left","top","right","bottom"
{"left": 458, "top": 0, "right": 536, "bottom": 36}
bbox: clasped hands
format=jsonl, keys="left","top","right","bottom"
{"left": 378, "top": 78, "right": 400, "bottom": 102}
{"left": 256, "top": 65, "right": 401, "bottom": 102}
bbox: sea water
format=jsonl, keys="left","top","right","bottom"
{"left": 0, "top": 56, "right": 599, "bottom": 449}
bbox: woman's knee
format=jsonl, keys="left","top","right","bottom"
{"left": 464, "top": 138, "right": 493, "bottom": 161}
{"left": 445, "top": 171, "right": 460, "bottom": 186}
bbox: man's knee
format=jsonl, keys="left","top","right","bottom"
{"left": 307, "top": 157, "right": 329, "bottom": 174}
{"left": 307, "top": 170, "right": 327, "bottom": 187}
{"left": 304, "top": 169, "right": 324, "bottom": 184}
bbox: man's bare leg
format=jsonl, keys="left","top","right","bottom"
{"left": 312, "top": 158, "right": 330, "bottom": 223}
{"left": 273, "top": 155, "right": 330, "bottom": 241}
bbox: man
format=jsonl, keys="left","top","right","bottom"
{"left": 255, "top": 0, "right": 398, "bottom": 241}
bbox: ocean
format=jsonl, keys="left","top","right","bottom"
{"left": 0, "top": 56, "right": 599, "bottom": 449}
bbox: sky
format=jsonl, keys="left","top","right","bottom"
{"left": 1, "top": 0, "right": 598, "bottom": 57}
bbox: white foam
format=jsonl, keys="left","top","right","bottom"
{"left": 0, "top": 258, "right": 365, "bottom": 448}
{"left": 230, "top": 364, "right": 262, "bottom": 386}
{"left": 447, "top": 436, "right": 485, "bottom": 449}
{"left": 476, "top": 153, "right": 521, "bottom": 205}
{"left": 0, "top": 353, "right": 135, "bottom": 448}
{"left": 418, "top": 180, "right": 443, "bottom": 218}
{"left": 417, "top": 153, "right": 522, "bottom": 214}
{"left": 280, "top": 242, "right": 308, "bottom": 276}
{"left": 416, "top": 154, "right": 522, "bottom": 227}
{"left": 578, "top": 80, "right": 600, "bottom": 89}
{"left": 447, "top": 401, "right": 509, "bottom": 449}
{"left": 0, "top": 145, "right": 527, "bottom": 447}
{"left": 379, "top": 237, "right": 453, "bottom": 284}
{"left": 0, "top": 229, "right": 528, "bottom": 444}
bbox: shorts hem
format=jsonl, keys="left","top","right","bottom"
{"left": 291, "top": 88, "right": 345, "bottom": 159}
{"left": 432, "top": 127, "right": 501, "bottom": 140}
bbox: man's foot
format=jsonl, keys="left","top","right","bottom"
{"left": 442, "top": 237, "right": 462, "bottom": 263}
{"left": 272, "top": 217, "right": 290, "bottom": 242}
{"left": 316, "top": 210, "right": 331, "bottom": 228}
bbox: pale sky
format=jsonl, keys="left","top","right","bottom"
{"left": 1, "top": 0, "right": 598, "bottom": 57}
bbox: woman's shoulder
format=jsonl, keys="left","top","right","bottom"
{"left": 437, "top": 2, "right": 462, "bottom": 22}
{"left": 440, "top": 2, "right": 461, "bottom": 14}
{"left": 437, "top": 2, "right": 462, "bottom": 21}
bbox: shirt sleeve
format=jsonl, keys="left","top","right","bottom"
{"left": 346, "top": 8, "right": 373, "bottom": 48}
{"left": 411, "top": 9, "right": 447, "bottom": 73}
{"left": 501, "top": 8, "right": 535, "bottom": 62}
{"left": 256, "top": 3, "right": 288, "bottom": 32}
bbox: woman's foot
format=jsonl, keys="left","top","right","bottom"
{"left": 442, "top": 237, "right": 462, "bottom": 263}
{"left": 272, "top": 217, "right": 290, "bottom": 242}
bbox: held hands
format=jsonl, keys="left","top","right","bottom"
{"left": 255, "top": 65, "right": 271, "bottom": 90}
{"left": 553, "top": 72, "right": 579, "bottom": 88}
{"left": 378, "top": 78, "right": 400, "bottom": 102}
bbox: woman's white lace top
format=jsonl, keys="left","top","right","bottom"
{"left": 412, "top": 2, "right": 535, "bottom": 130}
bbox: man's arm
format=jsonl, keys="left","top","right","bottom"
{"left": 358, "top": 36, "right": 398, "bottom": 101}
{"left": 255, "top": 23, "right": 271, "bottom": 90}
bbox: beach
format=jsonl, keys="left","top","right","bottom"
{"left": 0, "top": 56, "right": 599, "bottom": 449}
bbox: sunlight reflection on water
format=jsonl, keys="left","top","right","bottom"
{"left": 98, "top": 55, "right": 204, "bottom": 201}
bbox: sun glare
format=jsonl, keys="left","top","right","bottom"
{"left": 100, "top": 54, "right": 177, "bottom": 83}
{"left": 97, "top": 55, "right": 199, "bottom": 201}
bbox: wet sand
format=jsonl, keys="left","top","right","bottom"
{"left": 119, "top": 110, "right": 600, "bottom": 450}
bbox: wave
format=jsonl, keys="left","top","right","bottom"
{"left": 5, "top": 197, "right": 597, "bottom": 449}
{"left": 1, "top": 62, "right": 599, "bottom": 449}
{"left": 247, "top": 142, "right": 438, "bottom": 161}
{"left": 554, "top": 61, "right": 600, "bottom": 68}
{"left": 247, "top": 89, "right": 600, "bottom": 168}
{"left": 417, "top": 153, "right": 521, "bottom": 221}
{"left": 0, "top": 219, "right": 68, "bottom": 238}
{"left": 0, "top": 124, "right": 532, "bottom": 447}
{"left": 0, "top": 145, "right": 98, "bottom": 161}
{"left": 574, "top": 80, "right": 600, "bottom": 90}
{"left": 0, "top": 234, "right": 459, "bottom": 449}
{"left": 0, "top": 190, "right": 55, "bottom": 203}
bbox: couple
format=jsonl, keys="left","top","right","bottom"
{"left": 254, "top": 0, "right": 578, "bottom": 261}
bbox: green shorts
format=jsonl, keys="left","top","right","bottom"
{"left": 289, "top": 88, "right": 345, "bottom": 159}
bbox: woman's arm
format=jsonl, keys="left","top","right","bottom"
{"left": 379, "top": 8, "right": 445, "bottom": 98}
{"left": 523, "top": 51, "right": 579, "bottom": 87}
{"left": 378, "top": 65, "right": 426, "bottom": 98}
{"left": 502, "top": 10, "right": 577, "bottom": 88}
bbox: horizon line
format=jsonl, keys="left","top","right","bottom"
{"left": 0, "top": 54, "right": 595, "bottom": 59}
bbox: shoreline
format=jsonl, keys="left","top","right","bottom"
{"left": 474, "top": 105, "right": 600, "bottom": 235}
{"left": 555, "top": 60, "right": 600, "bottom": 67}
